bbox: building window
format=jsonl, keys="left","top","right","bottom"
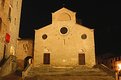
{"left": 8, "top": 7, "right": 11, "bottom": 21}
{"left": 81, "top": 34, "right": 87, "bottom": 39}
{"left": 42, "top": 34, "right": 47, "bottom": 40}
{"left": 60, "top": 27, "right": 68, "bottom": 34}
{"left": 0, "top": 0, "right": 5, "bottom": 7}
{"left": 0, "top": 18, "right": 2, "bottom": 31}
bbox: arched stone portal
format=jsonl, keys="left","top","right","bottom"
{"left": 24, "top": 56, "right": 32, "bottom": 69}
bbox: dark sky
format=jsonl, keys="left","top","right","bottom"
{"left": 19, "top": 0, "right": 121, "bottom": 56}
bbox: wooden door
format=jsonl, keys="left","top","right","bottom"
{"left": 43, "top": 53, "right": 50, "bottom": 64}
{"left": 79, "top": 54, "right": 85, "bottom": 65}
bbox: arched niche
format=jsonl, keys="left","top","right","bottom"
{"left": 57, "top": 13, "right": 71, "bottom": 21}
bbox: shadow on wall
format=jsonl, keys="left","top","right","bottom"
{"left": 0, "top": 58, "right": 6, "bottom": 67}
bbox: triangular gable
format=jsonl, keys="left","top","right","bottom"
{"left": 53, "top": 7, "right": 75, "bottom": 14}
{"left": 52, "top": 7, "right": 76, "bottom": 23}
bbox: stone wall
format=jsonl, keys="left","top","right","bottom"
{"left": 0, "top": 0, "right": 22, "bottom": 62}
{"left": 16, "top": 39, "right": 33, "bottom": 69}
{"left": 0, "top": 55, "right": 17, "bottom": 77}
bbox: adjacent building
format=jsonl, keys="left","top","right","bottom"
{"left": 16, "top": 39, "right": 33, "bottom": 69}
{"left": 0, "top": 0, "right": 22, "bottom": 61}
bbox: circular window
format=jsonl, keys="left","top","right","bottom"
{"left": 42, "top": 34, "right": 47, "bottom": 40}
{"left": 81, "top": 34, "right": 87, "bottom": 39}
{"left": 60, "top": 27, "right": 68, "bottom": 34}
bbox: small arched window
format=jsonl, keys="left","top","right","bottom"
{"left": 81, "top": 34, "right": 87, "bottom": 39}
{"left": 42, "top": 34, "right": 47, "bottom": 40}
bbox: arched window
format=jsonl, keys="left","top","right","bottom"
{"left": 0, "top": 18, "right": 2, "bottom": 31}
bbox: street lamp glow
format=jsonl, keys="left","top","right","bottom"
{"left": 115, "top": 61, "right": 121, "bottom": 80}
{"left": 117, "top": 63, "right": 121, "bottom": 71}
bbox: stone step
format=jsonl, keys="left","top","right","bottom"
{"left": 23, "top": 66, "right": 115, "bottom": 80}
{"left": 24, "top": 75, "right": 115, "bottom": 80}
{"left": 27, "top": 67, "right": 110, "bottom": 77}
{"left": 28, "top": 71, "right": 108, "bottom": 77}
{"left": 30, "top": 66, "right": 101, "bottom": 72}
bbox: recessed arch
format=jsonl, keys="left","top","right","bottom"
{"left": 24, "top": 56, "right": 32, "bottom": 69}
{"left": 57, "top": 13, "right": 71, "bottom": 21}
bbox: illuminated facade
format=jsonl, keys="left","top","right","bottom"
{"left": 34, "top": 8, "right": 96, "bottom": 67}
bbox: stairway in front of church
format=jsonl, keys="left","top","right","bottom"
{"left": 23, "top": 65, "right": 115, "bottom": 80}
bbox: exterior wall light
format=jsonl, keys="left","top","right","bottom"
{"left": 117, "top": 63, "right": 121, "bottom": 71}
{"left": 115, "top": 61, "right": 121, "bottom": 80}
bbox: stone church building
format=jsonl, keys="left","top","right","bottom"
{"left": 34, "top": 8, "right": 96, "bottom": 67}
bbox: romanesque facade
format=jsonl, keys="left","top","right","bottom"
{"left": 34, "top": 8, "right": 96, "bottom": 67}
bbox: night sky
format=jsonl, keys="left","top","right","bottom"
{"left": 19, "top": 0, "right": 121, "bottom": 56}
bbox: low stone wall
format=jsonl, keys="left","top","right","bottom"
{"left": 22, "top": 64, "right": 33, "bottom": 79}
{"left": 0, "top": 55, "right": 17, "bottom": 77}
{"left": 17, "top": 59, "right": 24, "bottom": 70}
{"left": 95, "top": 64, "right": 115, "bottom": 78}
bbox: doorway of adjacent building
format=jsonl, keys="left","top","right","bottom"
{"left": 43, "top": 53, "right": 50, "bottom": 64}
{"left": 79, "top": 54, "right": 85, "bottom": 65}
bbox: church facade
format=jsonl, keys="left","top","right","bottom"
{"left": 34, "top": 8, "right": 96, "bottom": 67}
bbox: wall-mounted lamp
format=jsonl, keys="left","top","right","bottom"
{"left": 115, "top": 61, "right": 121, "bottom": 80}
